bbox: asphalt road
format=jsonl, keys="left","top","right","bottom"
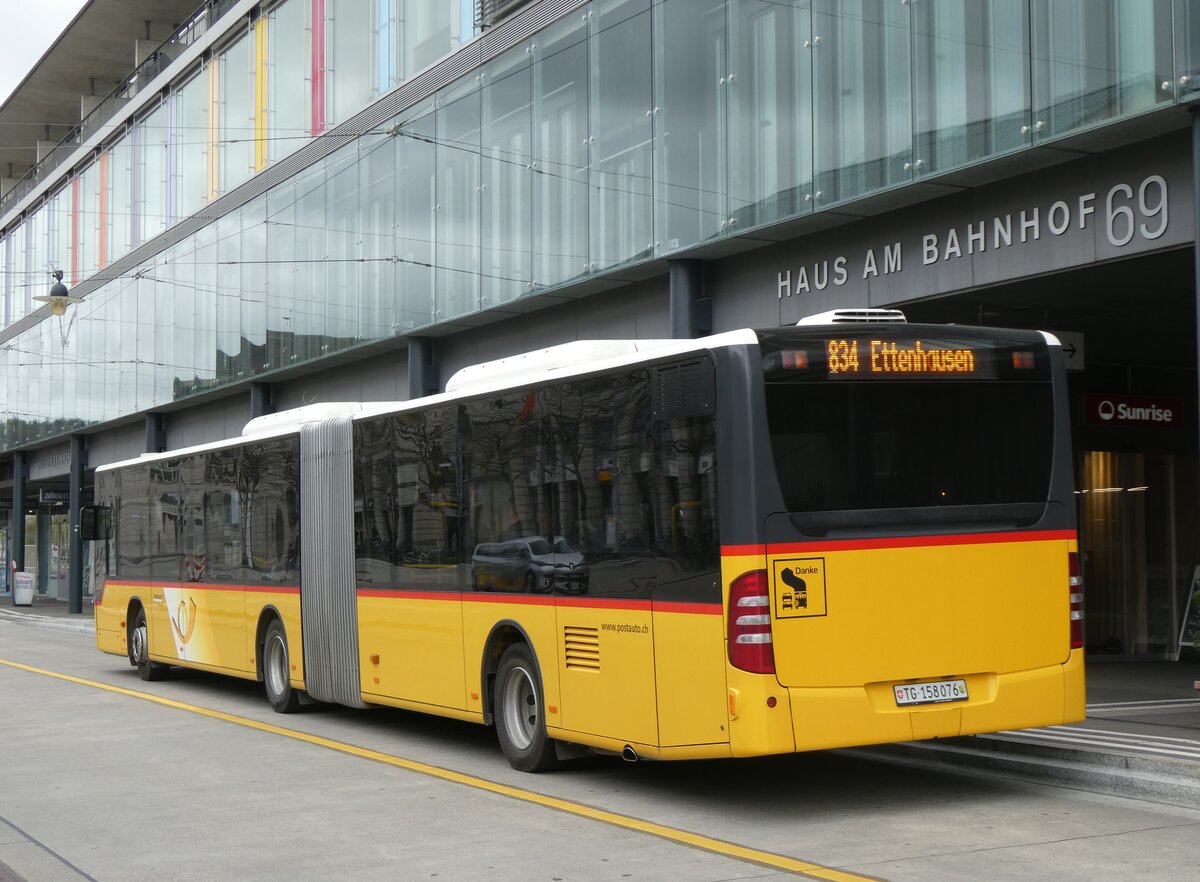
{"left": 1, "top": 620, "right": 1198, "bottom": 882}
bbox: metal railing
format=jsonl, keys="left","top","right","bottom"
{"left": 0, "top": 0, "right": 241, "bottom": 220}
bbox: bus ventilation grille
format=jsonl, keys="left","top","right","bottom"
{"left": 654, "top": 358, "right": 714, "bottom": 421}
{"left": 564, "top": 626, "right": 600, "bottom": 670}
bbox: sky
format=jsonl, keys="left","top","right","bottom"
{"left": 0, "top": 0, "right": 89, "bottom": 106}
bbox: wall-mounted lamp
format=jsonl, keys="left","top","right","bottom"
{"left": 34, "top": 271, "right": 85, "bottom": 316}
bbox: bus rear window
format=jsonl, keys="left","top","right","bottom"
{"left": 764, "top": 380, "right": 1054, "bottom": 524}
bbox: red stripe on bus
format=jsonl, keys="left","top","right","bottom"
{"left": 744, "top": 529, "right": 1076, "bottom": 556}
{"left": 354, "top": 590, "right": 653, "bottom": 612}
{"left": 652, "top": 601, "right": 722, "bottom": 615}
{"left": 555, "top": 597, "right": 652, "bottom": 612}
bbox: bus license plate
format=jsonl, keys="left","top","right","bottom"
{"left": 894, "top": 679, "right": 968, "bottom": 707}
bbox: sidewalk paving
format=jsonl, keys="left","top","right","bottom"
{"left": 3, "top": 594, "right": 1198, "bottom": 804}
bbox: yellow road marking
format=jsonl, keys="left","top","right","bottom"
{"left": 0, "top": 658, "right": 879, "bottom": 882}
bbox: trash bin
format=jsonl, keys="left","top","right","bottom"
{"left": 13, "top": 572, "right": 34, "bottom": 607}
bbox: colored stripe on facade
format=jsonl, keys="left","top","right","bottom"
{"left": 311, "top": 0, "right": 326, "bottom": 135}
{"left": 255, "top": 16, "right": 269, "bottom": 171}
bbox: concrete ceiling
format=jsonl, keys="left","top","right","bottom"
{"left": 0, "top": 0, "right": 202, "bottom": 183}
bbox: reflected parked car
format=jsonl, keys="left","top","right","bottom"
{"left": 470, "top": 535, "right": 588, "bottom": 594}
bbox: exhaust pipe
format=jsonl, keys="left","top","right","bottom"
{"left": 621, "top": 745, "right": 638, "bottom": 762}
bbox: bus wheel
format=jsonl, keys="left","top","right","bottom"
{"left": 263, "top": 620, "right": 301, "bottom": 713}
{"left": 494, "top": 644, "right": 559, "bottom": 772}
{"left": 130, "top": 608, "right": 168, "bottom": 681}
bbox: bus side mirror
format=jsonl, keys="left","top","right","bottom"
{"left": 80, "top": 505, "right": 113, "bottom": 541}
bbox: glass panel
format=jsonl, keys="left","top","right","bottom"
{"left": 220, "top": 29, "right": 256, "bottom": 193}
{"left": 216, "top": 211, "right": 243, "bottom": 383}
{"left": 137, "top": 103, "right": 169, "bottom": 243}
{"left": 812, "top": 0, "right": 913, "bottom": 206}
{"left": 175, "top": 72, "right": 209, "bottom": 219}
{"left": 107, "top": 135, "right": 133, "bottom": 263}
{"left": 590, "top": 0, "right": 653, "bottom": 270}
{"left": 269, "top": 0, "right": 310, "bottom": 163}
{"left": 1032, "top": 0, "right": 1173, "bottom": 139}
{"left": 435, "top": 77, "right": 481, "bottom": 320}
{"left": 481, "top": 42, "right": 533, "bottom": 308}
{"left": 1, "top": 234, "right": 10, "bottom": 326}
{"left": 728, "top": 0, "right": 812, "bottom": 230}
{"left": 48, "top": 187, "right": 69, "bottom": 292}
{"left": 328, "top": 0, "right": 375, "bottom": 126}
{"left": 12, "top": 224, "right": 29, "bottom": 319}
{"left": 134, "top": 270, "right": 156, "bottom": 411}
{"left": 292, "top": 162, "right": 327, "bottom": 364}
{"left": 78, "top": 162, "right": 100, "bottom": 281}
{"left": 266, "top": 176, "right": 298, "bottom": 370}
{"left": 403, "top": 0, "right": 461, "bottom": 75}
{"left": 395, "top": 99, "right": 437, "bottom": 330}
{"left": 1176, "top": 0, "right": 1200, "bottom": 101}
{"left": 241, "top": 197, "right": 268, "bottom": 374}
{"left": 374, "top": 0, "right": 400, "bottom": 95}
{"left": 325, "top": 142, "right": 362, "bottom": 349}
{"left": 654, "top": 0, "right": 726, "bottom": 252}
{"left": 913, "top": 0, "right": 1030, "bottom": 176}
{"left": 193, "top": 223, "right": 218, "bottom": 391}
{"left": 532, "top": 13, "right": 589, "bottom": 290}
{"left": 360, "top": 129, "right": 396, "bottom": 340}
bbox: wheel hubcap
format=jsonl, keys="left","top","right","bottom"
{"left": 132, "top": 624, "right": 147, "bottom": 664}
{"left": 502, "top": 665, "right": 537, "bottom": 751}
{"left": 267, "top": 635, "right": 287, "bottom": 698}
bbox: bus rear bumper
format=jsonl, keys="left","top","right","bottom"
{"left": 785, "top": 651, "right": 1086, "bottom": 753}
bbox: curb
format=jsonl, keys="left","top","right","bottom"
{"left": 848, "top": 735, "right": 1200, "bottom": 810}
{"left": 0, "top": 608, "right": 95, "bottom": 636}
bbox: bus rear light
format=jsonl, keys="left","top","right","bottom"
{"left": 781, "top": 350, "right": 809, "bottom": 369}
{"left": 729, "top": 570, "right": 775, "bottom": 674}
{"left": 1068, "top": 551, "right": 1084, "bottom": 650}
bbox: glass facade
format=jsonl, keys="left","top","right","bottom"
{"left": 1, "top": 0, "right": 1198, "bottom": 452}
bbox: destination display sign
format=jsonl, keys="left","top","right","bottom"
{"left": 760, "top": 328, "right": 1050, "bottom": 382}
{"left": 826, "top": 339, "right": 983, "bottom": 377}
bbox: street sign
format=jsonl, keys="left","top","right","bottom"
{"left": 1055, "top": 331, "right": 1085, "bottom": 371}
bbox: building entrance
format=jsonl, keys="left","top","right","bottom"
{"left": 1078, "top": 451, "right": 1198, "bottom": 659}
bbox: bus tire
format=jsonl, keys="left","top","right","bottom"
{"left": 263, "top": 619, "right": 301, "bottom": 713}
{"left": 494, "top": 643, "right": 559, "bottom": 772}
{"left": 130, "top": 607, "right": 169, "bottom": 681}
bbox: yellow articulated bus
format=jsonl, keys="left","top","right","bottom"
{"left": 85, "top": 312, "right": 1084, "bottom": 771}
